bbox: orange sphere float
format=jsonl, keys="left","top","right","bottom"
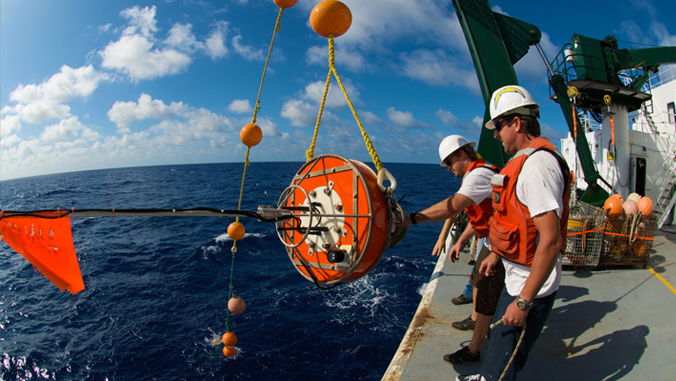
{"left": 603, "top": 196, "right": 623, "bottom": 217}
{"left": 222, "top": 331, "right": 237, "bottom": 346}
{"left": 274, "top": 0, "right": 298, "bottom": 8}
{"left": 638, "top": 196, "right": 653, "bottom": 217}
{"left": 309, "top": 0, "right": 352, "bottom": 38}
{"left": 612, "top": 193, "right": 624, "bottom": 204}
{"left": 240, "top": 124, "right": 263, "bottom": 147}
{"left": 228, "top": 296, "right": 246, "bottom": 315}
{"left": 223, "top": 346, "right": 237, "bottom": 357}
{"left": 622, "top": 199, "right": 638, "bottom": 215}
{"left": 228, "top": 222, "right": 246, "bottom": 241}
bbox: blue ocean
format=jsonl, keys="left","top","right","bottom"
{"left": 0, "top": 162, "right": 462, "bottom": 381}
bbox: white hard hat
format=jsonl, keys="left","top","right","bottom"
{"left": 439, "top": 135, "right": 475, "bottom": 166}
{"left": 486, "top": 85, "right": 540, "bottom": 129}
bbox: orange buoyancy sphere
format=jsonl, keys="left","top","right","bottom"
{"left": 604, "top": 196, "right": 623, "bottom": 217}
{"left": 240, "top": 124, "right": 263, "bottom": 147}
{"left": 222, "top": 331, "right": 237, "bottom": 346}
{"left": 223, "top": 346, "right": 237, "bottom": 357}
{"left": 274, "top": 0, "right": 298, "bottom": 8}
{"left": 228, "top": 222, "right": 246, "bottom": 241}
{"left": 612, "top": 193, "right": 624, "bottom": 204}
{"left": 309, "top": 0, "right": 352, "bottom": 38}
{"left": 623, "top": 199, "right": 638, "bottom": 215}
{"left": 638, "top": 196, "right": 654, "bottom": 217}
{"left": 228, "top": 296, "right": 246, "bottom": 315}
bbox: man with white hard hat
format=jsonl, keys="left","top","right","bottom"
{"left": 456, "top": 85, "right": 570, "bottom": 381}
{"left": 406, "top": 134, "right": 504, "bottom": 365}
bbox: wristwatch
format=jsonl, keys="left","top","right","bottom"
{"left": 515, "top": 296, "right": 534, "bottom": 311}
{"left": 409, "top": 212, "right": 419, "bottom": 225}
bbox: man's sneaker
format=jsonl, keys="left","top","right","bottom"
{"left": 451, "top": 294, "right": 472, "bottom": 305}
{"left": 452, "top": 315, "right": 476, "bottom": 331}
{"left": 455, "top": 374, "right": 485, "bottom": 381}
{"left": 443, "top": 346, "right": 480, "bottom": 364}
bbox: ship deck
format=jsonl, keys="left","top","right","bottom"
{"left": 383, "top": 224, "right": 676, "bottom": 381}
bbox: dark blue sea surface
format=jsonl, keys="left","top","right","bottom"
{"left": 0, "top": 162, "right": 461, "bottom": 380}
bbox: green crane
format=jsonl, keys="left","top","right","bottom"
{"left": 450, "top": 0, "right": 676, "bottom": 205}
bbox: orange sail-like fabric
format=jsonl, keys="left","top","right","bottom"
{"left": 1, "top": 212, "right": 85, "bottom": 294}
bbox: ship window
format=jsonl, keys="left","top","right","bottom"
{"left": 669, "top": 102, "right": 675, "bottom": 124}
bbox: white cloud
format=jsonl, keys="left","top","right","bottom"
{"left": 205, "top": 21, "right": 229, "bottom": 60}
{"left": 514, "top": 32, "right": 557, "bottom": 84}
{"left": 653, "top": 21, "right": 676, "bottom": 46}
{"left": 165, "top": 23, "right": 202, "bottom": 54}
{"left": 435, "top": 108, "right": 460, "bottom": 127}
{"left": 232, "top": 35, "right": 264, "bottom": 61}
{"left": 281, "top": 99, "right": 318, "bottom": 127}
{"left": 359, "top": 110, "right": 383, "bottom": 126}
{"left": 227, "top": 99, "right": 253, "bottom": 114}
{"left": 120, "top": 5, "right": 158, "bottom": 38}
{"left": 386, "top": 107, "right": 420, "bottom": 128}
{"left": 99, "top": 34, "right": 192, "bottom": 81}
{"left": 7, "top": 65, "right": 107, "bottom": 124}
{"left": 149, "top": 107, "right": 231, "bottom": 147}
{"left": 302, "top": 79, "right": 360, "bottom": 108}
{"left": 39, "top": 117, "right": 85, "bottom": 142}
{"left": 1, "top": 114, "right": 22, "bottom": 136}
{"left": 107, "top": 93, "right": 181, "bottom": 131}
{"left": 399, "top": 49, "right": 479, "bottom": 91}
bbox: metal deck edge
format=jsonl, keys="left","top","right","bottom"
{"left": 381, "top": 251, "right": 448, "bottom": 380}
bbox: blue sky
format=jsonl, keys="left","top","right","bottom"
{"left": 2, "top": 0, "right": 675, "bottom": 180}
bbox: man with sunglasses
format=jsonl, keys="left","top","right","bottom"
{"left": 405, "top": 134, "right": 503, "bottom": 365}
{"left": 456, "top": 85, "right": 570, "bottom": 381}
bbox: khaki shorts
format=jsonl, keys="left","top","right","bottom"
{"left": 469, "top": 244, "right": 505, "bottom": 316}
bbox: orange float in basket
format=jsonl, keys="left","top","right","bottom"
{"left": 604, "top": 196, "right": 623, "bottom": 217}
{"left": 612, "top": 193, "right": 624, "bottom": 204}
{"left": 638, "top": 196, "right": 653, "bottom": 217}
{"left": 275, "top": 154, "right": 406, "bottom": 287}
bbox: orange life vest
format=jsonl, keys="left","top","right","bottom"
{"left": 462, "top": 159, "right": 500, "bottom": 238}
{"left": 488, "top": 137, "right": 570, "bottom": 266}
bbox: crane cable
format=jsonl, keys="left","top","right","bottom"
{"left": 306, "top": 35, "right": 384, "bottom": 174}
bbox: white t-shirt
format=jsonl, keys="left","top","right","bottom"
{"left": 502, "top": 150, "right": 565, "bottom": 298}
{"left": 457, "top": 165, "right": 495, "bottom": 250}
{"left": 457, "top": 166, "right": 494, "bottom": 205}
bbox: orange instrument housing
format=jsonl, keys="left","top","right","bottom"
{"left": 276, "top": 154, "right": 405, "bottom": 286}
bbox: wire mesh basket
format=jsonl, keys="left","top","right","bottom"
{"left": 600, "top": 214, "right": 656, "bottom": 268}
{"left": 563, "top": 201, "right": 606, "bottom": 268}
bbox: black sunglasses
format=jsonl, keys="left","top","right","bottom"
{"left": 494, "top": 116, "right": 516, "bottom": 132}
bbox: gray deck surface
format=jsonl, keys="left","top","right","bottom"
{"left": 383, "top": 225, "right": 676, "bottom": 381}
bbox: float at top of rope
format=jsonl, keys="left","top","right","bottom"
{"left": 305, "top": 1, "right": 396, "bottom": 193}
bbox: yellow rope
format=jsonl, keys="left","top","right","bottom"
{"left": 307, "top": 35, "right": 384, "bottom": 173}
{"left": 251, "top": 7, "right": 284, "bottom": 124}
{"left": 306, "top": 68, "right": 332, "bottom": 161}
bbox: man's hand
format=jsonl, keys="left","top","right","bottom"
{"left": 404, "top": 213, "right": 412, "bottom": 228}
{"left": 431, "top": 237, "right": 445, "bottom": 256}
{"left": 448, "top": 242, "right": 462, "bottom": 262}
{"left": 479, "top": 251, "right": 500, "bottom": 277}
{"left": 502, "top": 300, "right": 529, "bottom": 327}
